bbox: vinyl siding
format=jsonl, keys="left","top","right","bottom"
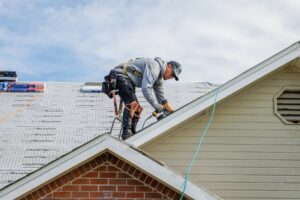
{"left": 143, "top": 65, "right": 300, "bottom": 200}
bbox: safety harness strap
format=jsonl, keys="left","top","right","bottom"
{"left": 118, "top": 63, "right": 143, "bottom": 77}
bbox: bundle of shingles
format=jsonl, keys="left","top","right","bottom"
{"left": 0, "top": 71, "right": 45, "bottom": 92}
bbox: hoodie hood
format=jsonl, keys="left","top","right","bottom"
{"left": 154, "top": 57, "right": 167, "bottom": 77}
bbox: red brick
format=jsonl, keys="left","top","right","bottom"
{"left": 127, "top": 179, "right": 143, "bottom": 185}
{"left": 112, "top": 192, "right": 126, "bottom": 198}
{"left": 95, "top": 156, "right": 105, "bottom": 165}
{"left": 145, "top": 176, "right": 154, "bottom": 185}
{"left": 150, "top": 180, "right": 159, "bottom": 188}
{"left": 118, "top": 172, "right": 131, "bottom": 178}
{"left": 78, "top": 166, "right": 88, "bottom": 175}
{"left": 90, "top": 160, "right": 98, "bottom": 168}
{"left": 53, "top": 192, "right": 71, "bottom": 198}
{"left": 118, "top": 186, "right": 135, "bottom": 191}
{"left": 25, "top": 194, "right": 34, "bottom": 200}
{"left": 31, "top": 191, "right": 40, "bottom": 199}
{"left": 139, "top": 173, "right": 147, "bottom": 182}
{"left": 90, "top": 178, "right": 108, "bottom": 185}
{"left": 122, "top": 163, "right": 130, "bottom": 171}
{"left": 62, "top": 185, "right": 79, "bottom": 191}
{"left": 83, "top": 162, "right": 92, "bottom": 171}
{"left": 110, "top": 156, "right": 118, "bottom": 164}
{"left": 37, "top": 188, "right": 46, "bottom": 197}
{"left": 109, "top": 179, "right": 126, "bottom": 185}
{"left": 99, "top": 172, "right": 117, "bottom": 178}
{"left": 81, "top": 185, "right": 98, "bottom": 191}
{"left": 56, "top": 176, "right": 69, "bottom": 187}
{"left": 133, "top": 170, "right": 142, "bottom": 179}
{"left": 49, "top": 181, "right": 58, "bottom": 191}
{"left": 145, "top": 192, "right": 163, "bottom": 198}
{"left": 43, "top": 184, "right": 52, "bottom": 194}
{"left": 64, "top": 172, "right": 75, "bottom": 182}
{"left": 95, "top": 165, "right": 107, "bottom": 171}
{"left": 72, "top": 169, "right": 81, "bottom": 178}
{"left": 90, "top": 192, "right": 104, "bottom": 198}
{"left": 72, "top": 192, "right": 89, "bottom": 198}
{"left": 107, "top": 165, "right": 119, "bottom": 172}
{"left": 127, "top": 192, "right": 144, "bottom": 198}
{"left": 162, "top": 186, "right": 171, "bottom": 195}
{"left": 156, "top": 183, "right": 165, "bottom": 192}
{"left": 44, "top": 193, "right": 53, "bottom": 198}
{"left": 128, "top": 166, "right": 135, "bottom": 174}
{"left": 116, "top": 160, "right": 125, "bottom": 168}
{"left": 167, "top": 190, "right": 177, "bottom": 198}
{"left": 72, "top": 178, "right": 90, "bottom": 184}
{"left": 82, "top": 171, "right": 98, "bottom": 178}
{"left": 136, "top": 185, "right": 153, "bottom": 192}
{"left": 99, "top": 185, "right": 116, "bottom": 191}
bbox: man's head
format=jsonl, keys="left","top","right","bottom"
{"left": 163, "top": 61, "right": 182, "bottom": 81}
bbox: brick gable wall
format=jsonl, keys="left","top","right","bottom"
{"left": 19, "top": 152, "right": 188, "bottom": 200}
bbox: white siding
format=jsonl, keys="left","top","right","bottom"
{"left": 144, "top": 65, "right": 300, "bottom": 200}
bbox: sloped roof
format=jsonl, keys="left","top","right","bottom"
{"left": 127, "top": 41, "right": 300, "bottom": 147}
{"left": 0, "top": 134, "right": 221, "bottom": 200}
{"left": 0, "top": 82, "right": 216, "bottom": 189}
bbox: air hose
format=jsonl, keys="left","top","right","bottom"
{"left": 180, "top": 87, "right": 219, "bottom": 200}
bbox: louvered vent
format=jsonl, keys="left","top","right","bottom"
{"left": 276, "top": 90, "right": 300, "bottom": 124}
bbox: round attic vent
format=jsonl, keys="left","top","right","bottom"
{"left": 274, "top": 87, "right": 300, "bottom": 124}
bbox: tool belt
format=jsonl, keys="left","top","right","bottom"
{"left": 102, "top": 70, "right": 118, "bottom": 99}
{"left": 102, "top": 62, "right": 142, "bottom": 99}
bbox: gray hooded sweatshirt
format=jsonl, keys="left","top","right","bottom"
{"left": 114, "top": 57, "right": 167, "bottom": 110}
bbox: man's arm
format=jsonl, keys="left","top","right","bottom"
{"left": 141, "top": 66, "right": 162, "bottom": 111}
{"left": 153, "top": 79, "right": 166, "bottom": 104}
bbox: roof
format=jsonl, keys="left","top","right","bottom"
{"left": 0, "top": 82, "right": 216, "bottom": 189}
{"left": 0, "top": 134, "right": 220, "bottom": 200}
{"left": 127, "top": 41, "right": 300, "bottom": 147}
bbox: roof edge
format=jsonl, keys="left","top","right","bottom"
{"left": 127, "top": 41, "right": 300, "bottom": 147}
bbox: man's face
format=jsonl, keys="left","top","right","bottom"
{"left": 163, "top": 64, "right": 173, "bottom": 80}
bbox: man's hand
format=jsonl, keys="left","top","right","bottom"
{"left": 152, "top": 105, "right": 163, "bottom": 117}
{"left": 162, "top": 101, "right": 173, "bottom": 113}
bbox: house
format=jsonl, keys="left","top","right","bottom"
{"left": 0, "top": 41, "right": 299, "bottom": 199}
{"left": 0, "top": 82, "right": 219, "bottom": 199}
{"left": 127, "top": 41, "right": 300, "bottom": 200}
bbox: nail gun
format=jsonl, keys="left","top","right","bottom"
{"left": 142, "top": 100, "right": 174, "bottom": 128}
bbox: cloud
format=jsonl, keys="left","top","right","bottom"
{"left": 0, "top": 0, "right": 299, "bottom": 82}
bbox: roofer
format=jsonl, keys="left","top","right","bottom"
{"left": 103, "top": 57, "right": 182, "bottom": 140}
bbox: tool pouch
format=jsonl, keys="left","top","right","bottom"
{"left": 102, "top": 70, "right": 118, "bottom": 98}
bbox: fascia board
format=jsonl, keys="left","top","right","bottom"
{"left": 127, "top": 42, "right": 300, "bottom": 147}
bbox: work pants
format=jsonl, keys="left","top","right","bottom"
{"left": 115, "top": 74, "right": 137, "bottom": 133}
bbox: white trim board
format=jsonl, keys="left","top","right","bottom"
{"left": 0, "top": 134, "right": 220, "bottom": 200}
{"left": 127, "top": 41, "right": 300, "bottom": 147}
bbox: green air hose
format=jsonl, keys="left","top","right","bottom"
{"left": 180, "top": 87, "right": 219, "bottom": 200}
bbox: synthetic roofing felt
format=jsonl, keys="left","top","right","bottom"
{"left": 0, "top": 82, "right": 216, "bottom": 189}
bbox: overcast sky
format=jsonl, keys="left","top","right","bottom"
{"left": 0, "top": 0, "right": 299, "bottom": 84}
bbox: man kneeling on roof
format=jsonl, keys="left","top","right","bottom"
{"left": 104, "top": 57, "right": 182, "bottom": 140}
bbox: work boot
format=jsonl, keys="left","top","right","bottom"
{"left": 121, "top": 106, "right": 133, "bottom": 140}
{"left": 131, "top": 116, "right": 138, "bottom": 134}
{"left": 121, "top": 130, "right": 133, "bottom": 140}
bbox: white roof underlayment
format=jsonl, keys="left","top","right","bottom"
{"left": 0, "top": 82, "right": 216, "bottom": 189}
